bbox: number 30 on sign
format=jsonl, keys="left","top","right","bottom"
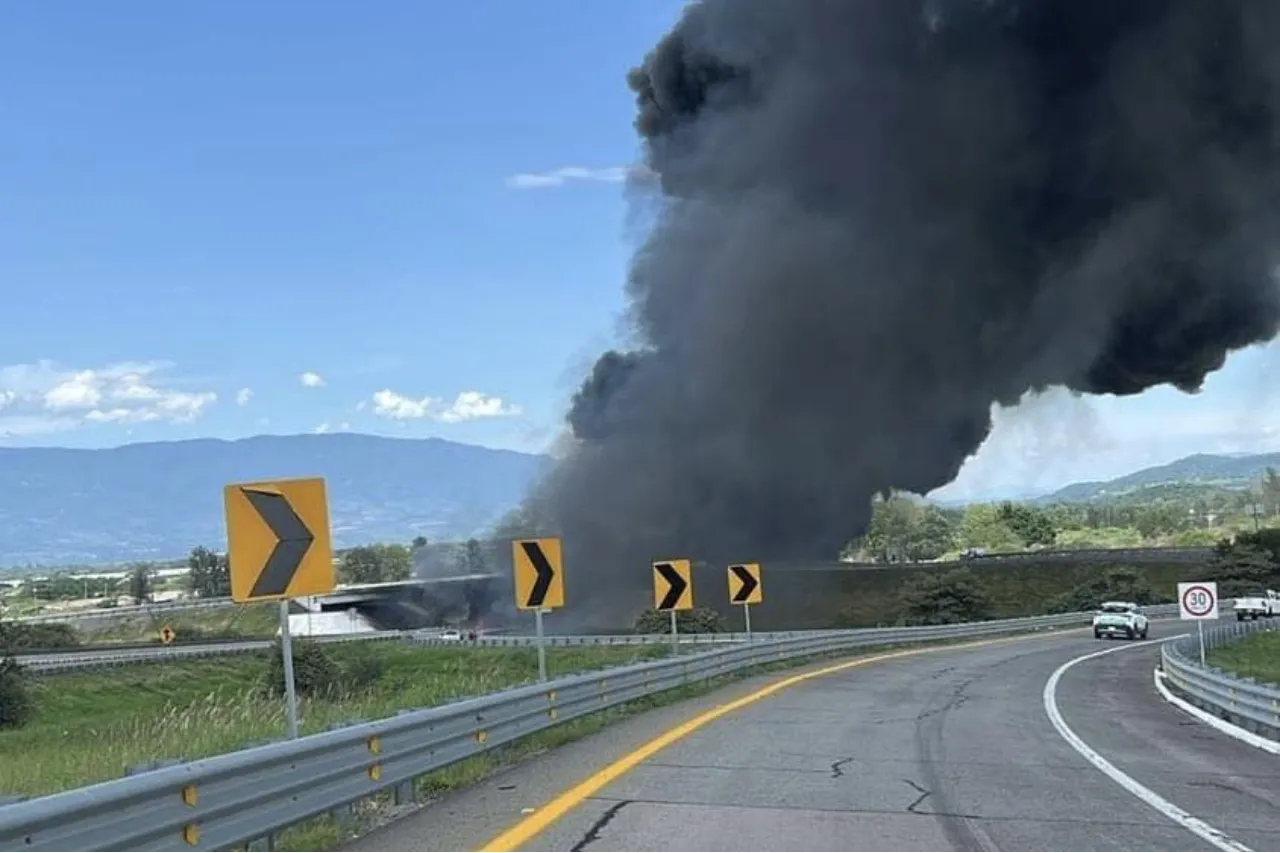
{"left": 1177, "top": 581, "right": 1219, "bottom": 621}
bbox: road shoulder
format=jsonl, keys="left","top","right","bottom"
{"left": 338, "top": 658, "right": 844, "bottom": 852}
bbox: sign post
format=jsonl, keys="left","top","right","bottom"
{"left": 653, "top": 560, "right": 693, "bottom": 656}
{"left": 512, "top": 538, "right": 564, "bottom": 682}
{"left": 278, "top": 600, "right": 300, "bottom": 739}
{"left": 1177, "top": 581, "right": 1219, "bottom": 666}
{"left": 727, "top": 563, "right": 763, "bottom": 643}
{"left": 225, "top": 477, "right": 334, "bottom": 739}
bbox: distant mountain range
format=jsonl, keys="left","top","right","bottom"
{"left": 3, "top": 433, "right": 1277, "bottom": 568}
{"left": 1036, "top": 452, "right": 1280, "bottom": 503}
{"left": 0, "top": 434, "right": 551, "bottom": 567}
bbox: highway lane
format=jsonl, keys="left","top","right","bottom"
{"left": 14, "top": 639, "right": 271, "bottom": 671}
{"left": 13, "top": 631, "right": 831, "bottom": 672}
{"left": 344, "top": 622, "right": 1280, "bottom": 852}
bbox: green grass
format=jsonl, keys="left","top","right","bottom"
{"left": 0, "top": 642, "right": 668, "bottom": 798}
{"left": 1055, "top": 526, "right": 1148, "bottom": 548}
{"left": 77, "top": 603, "right": 279, "bottom": 643}
{"left": 1205, "top": 630, "right": 1280, "bottom": 685}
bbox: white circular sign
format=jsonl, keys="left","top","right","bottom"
{"left": 1181, "top": 584, "right": 1215, "bottom": 617}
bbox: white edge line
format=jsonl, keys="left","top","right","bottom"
{"left": 1043, "top": 638, "right": 1253, "bottom": 853}
{"left": 1153, "top": 668, "right": 1280, "bottom": 756}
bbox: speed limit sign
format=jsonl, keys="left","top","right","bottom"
{"left": 1177, "top": 581, "right": 1219, "bottom": 620}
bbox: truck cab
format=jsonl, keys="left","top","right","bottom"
{"left": 1232, "top": 589, "right": 1278, "bottom": 621}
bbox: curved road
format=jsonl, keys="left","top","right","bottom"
{"left": 346, "top": 623, "right": 1280, "bottom": 852}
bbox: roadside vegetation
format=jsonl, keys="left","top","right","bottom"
{"left": 844, "top": 469, "right": 1280, "bottom": 565}
{"left": 886, "top": 527, "right": 1280, "bottom": 626}
{"left": 1205, "top": 629, "right": 1280, "bottom": 686}
{"left": 0, "top": 639, "right": 670, "bottom": 799}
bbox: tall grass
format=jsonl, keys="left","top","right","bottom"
{"left": 1205, "top": 630, "right": 1280, "bottom": 685}
{"left": 1, "top": 643, "right": 667, "bottom": 798}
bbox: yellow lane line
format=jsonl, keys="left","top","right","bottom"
{"left": 478, "top": 629, "right": 1079, "bottom": 851}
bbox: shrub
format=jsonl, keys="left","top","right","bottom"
{"left": 899, "top": 568, "right": 993, "bottom": 625}
{"left": 338, "top": 651, "right": 386, "bottom": 694}
{"left": 1046, "top": 566, "right": 1156, "bottom": 613}
{"left": 261, "top": 639, "right": 341, "bottom": 699}
{"left": 0, "top": 656, "right": 32, "bottom": 730}
{"left": 633, "top": 606, "right": 727, "bottom": 634}
{"left": 4, "top": 622, "right": 81, "bottom": 651}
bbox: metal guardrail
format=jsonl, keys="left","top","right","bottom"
{"left": 10, "top": 598, "right": 236, "bottom": 624}
{"left": 1159, "top": 619, "right": 1280, "bottom": 739}
{"left": 11, "top": 628, "right": 891, "bottom": 672}
{"left": 831, "top": 545, "right": 1213, "bottom": 571}
{"left": 17, "top": 602, "right": 1183, "bottom": 672}
{"left": 15, "top": 629, "right": 427, "bottom": 673}
{"left": 0, "top": 608, "right": 1116, "bottom": 851}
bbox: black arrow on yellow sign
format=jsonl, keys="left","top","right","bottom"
{"left": 655, "top": 562, "right": 689, "bottom": 611}
{"left": 243, "top": 489, "right": 316, "bottom": 599}
{"left": 729, "top": 564, "right": 760, "bottom": 604}
{"left": 521, "top": 541, "right": 557, "bottom": 608}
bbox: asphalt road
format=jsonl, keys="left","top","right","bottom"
{"left": 14, "top": 640, "right": 271, "bottom": 671}
{"left": 344, "top": 622, "right": 1280, "bottom": 852}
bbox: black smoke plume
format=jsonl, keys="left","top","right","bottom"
{"left": 524, "top": 0, "right": 1280, "bottom": 625}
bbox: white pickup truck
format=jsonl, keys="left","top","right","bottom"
{"left": 1233, "top": 590, "right": 1279, "bottom": 621}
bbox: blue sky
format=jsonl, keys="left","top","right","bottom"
{"left": 2, "top": 0, "right": 1278, "bottom": 498}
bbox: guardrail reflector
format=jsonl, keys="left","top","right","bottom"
{"left": 181, "top": 785, "right": 198, "bottom": 807}
{"left": 183, "top": 824, "right": 200, "bottom": 846}
{"left": 366, "top": 736, "right": 381, "bottom": 755}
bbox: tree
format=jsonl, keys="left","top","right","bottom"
{"left": 127, "top": 562, "right": 155, "bottom": 604}
{"left": 1262, "top": 468, "right": 1280, "bottom": 517}
{"left": 862, "top": 494, "right": 922, "bottom": 562}
{"left": 959, "top": 504, "right": 1022, "bottom": 551}
{"left": 1205, "top": 536, "right": 1279, "bottom": 598}
{"left": 899, "top": 569, "right": 992, "bottom": 625}
{"left": 1047, "top": 567, "right": 1155, "bottom": 613}
{"left": 338, "top": 544, "right": 413, "bottom": 585}
{"left": 997, "top": 503, "right": 1057, "bottom": 548}
{"left": 913, "top": 506, "right": 956, "bottom": 560}
{"left": 187, "top": 546, "right": 230, "bottom": 598}
{"left": 376, "top": 544, "right": 412, "bottom": 582}
{"left": 339, "top": 547, "right": 381, "bottom": 585}
{"left": 0, "top": 608, "right": 33, "bottom": 729}
{"left": 459, "top": 538, "right": 488, "bottom": 575}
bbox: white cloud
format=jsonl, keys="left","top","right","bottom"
{"left": 0, "top": 360, "right": 218, "bottom": 436}
{"left": 505, "top": 164, "right": 650, "bottom": 190}
{"left": 437, "top": 390, "right": 523, "bottom": 423}
{"left": 44, "top": 371, "right": 102, "bottom": 410}
{"left": 370, "top": 388, "right": 521, "bottom": 423}
{"left": 314, "top": 420, "right": 350, "bottom": 434}
{"left": 300, "top": 371, "right": 325, "bottom": 388}
{"left": 371, "top": 389, "right": 437, "bottom": 420}
{"left": 235, "top": 387, "right": 253, "bottom": 406}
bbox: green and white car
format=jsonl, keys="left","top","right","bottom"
{"left": 1092, "top": 601, "right": 1149, "bottom": 640}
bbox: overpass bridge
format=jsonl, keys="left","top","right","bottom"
{"left": 286, "top": 573, "right": 503, "bottom": 636}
